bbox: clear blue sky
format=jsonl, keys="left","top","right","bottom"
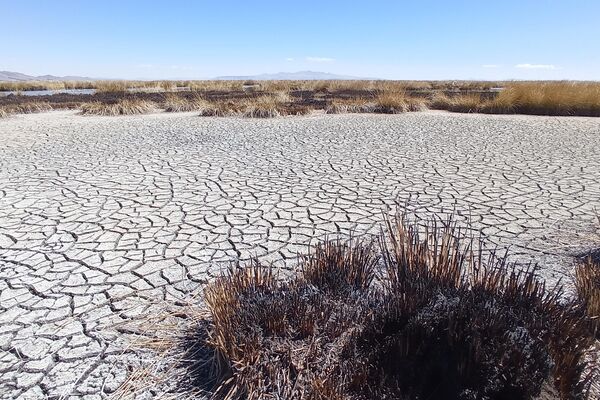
{"left": 2, "top": 0, "right": 598, "bottom": 80}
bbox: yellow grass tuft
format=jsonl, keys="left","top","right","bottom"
{"left": 79, "top": 99, "right": 156, "bottom": 116}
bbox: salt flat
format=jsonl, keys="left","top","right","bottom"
{"left": 0, "top": 110, "right": 599, "bottom": 398}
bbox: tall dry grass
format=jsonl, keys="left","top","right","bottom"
{"left": 79, "top": 99, "right": 156, "bottom": 116}
{"left": 483, "top": 82, "right": 600, "bottom": 116}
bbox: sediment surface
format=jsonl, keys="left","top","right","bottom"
{"left": 1, "top": 110, "right": 599, "bottom": 398}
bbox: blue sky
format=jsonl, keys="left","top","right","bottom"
{"left": 2, "top": 0, "right": 598, "bottom": 80}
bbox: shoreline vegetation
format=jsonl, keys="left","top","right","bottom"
{"left": 1, "top": 80, "right": 599, "bottom": 118}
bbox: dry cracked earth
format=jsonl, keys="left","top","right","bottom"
{"left": 0, "top": 110, "right": 599, "bottom": 399}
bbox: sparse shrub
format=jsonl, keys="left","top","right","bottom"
{"left": 79, "top": 99, "right": 156, "bottom": 116}
{"left": 184, "top": 213, "right": 596, "bottom": 400}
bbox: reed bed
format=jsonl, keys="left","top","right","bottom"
{"left": 180, "top": 213, "right": 597, "bottom": 400}
{"left": 79, "top": 99, "right": 156, "bottom": 116}
{"left": 0, "top": 107, "right": 11, "bottom": 118}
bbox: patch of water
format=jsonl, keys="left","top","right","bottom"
{"left": 0, "top": 88, "right": 97, "bottom": 97}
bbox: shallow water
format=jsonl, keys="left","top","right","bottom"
{"left": 0, "top": 88, "right": 97, "bottom": 97}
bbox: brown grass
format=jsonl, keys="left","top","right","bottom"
{"left": 0, "top": 107, "right": 11, "bottom": 118}
{"left": 240, "top": 93, "right": 290, "bottom": 118}
{"left": 325, "top": 98, "right": 375, "bottom": 114}
{"left": 0, "top": 102, "right": 53, "bottom": 117}
{"left": 184, "top": 213, "right": 597, "bottom": 399}
{"left": 3, "top": 80, "right": 599, "bottom": 117}
{"left": 163, "top": 93, "right": 214, "bottom": 112}
{"left": 326, "top": 91, "right": 426, "bottom": 114}
{"left": 481, "top": 82, "right": 600, "bottom": 116}
{"left": 79, "top": 99, "right": 156, "bottom": 116}
{"left": 431, "top": 93, "right": 484, "bottom": 113}
{"left": 94, "top": 80, "right": 130, "bottom": 93}
{"left": 576, "top": 257, "right": 600, "bottom": 337}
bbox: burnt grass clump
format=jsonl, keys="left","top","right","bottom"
{"left": 180, "top": 214, "right": 598, "bottom": 400}
{"left": 576, "top": 256, "right": 600, "bottom": 338}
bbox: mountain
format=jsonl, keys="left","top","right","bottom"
{"left": 0, "top": 71, "right": 93, "bottom": 81}
{"left": 214, "top": 71, "right": 373, "bottom": 80}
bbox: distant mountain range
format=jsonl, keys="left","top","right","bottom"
{"left": 0, "top": 70, "right": 373, "bottom": 82}
{"left": 214, "top": 71, "right": 373, "bottom": 80}
{"left": 0, "top": 71, "right": 93, "bottom": 82}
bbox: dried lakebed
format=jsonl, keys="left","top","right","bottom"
{"left": 0, "top": 110, "right": 599, "bottom": 398}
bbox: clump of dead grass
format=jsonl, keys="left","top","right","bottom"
{"left": 240, "top": 93, "right": 290, "bottom": 118}
{"left": 481, "top": 82, "right": 600, "bottom": 116}
{"left": 183, "top": 213, "right": 597, "bottom": 400}
{"left": 0, "top": 107, "right": 12, "bottom": 118}
{"left": 0, "top": 101, "right": 54, "bottom": 115}
{"left": 163, "top": 93, "right": 214, "bottom": 113}
{"left": 197, "top": 100, "right": 241, "bottom": 117}
{"left": 79, "top": 99, "right": 156, "bottom": 116}
{"left": 430, "top": 93, "right": 484, "bottom": 113}
{"left": 17, "top": 101, "right": 53, "bottom": 114}
{"left": 325, "top": 98, "right": 376, "bottom": 114}
{"left": 576, "top": 257, "right": 600, "bottom": 337}
{"left": 326, "top": 93, "right": 426, "bottom": 115}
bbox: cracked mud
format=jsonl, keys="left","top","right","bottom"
{"left": 1, "top": 110, "right": 599, "bottom": 398}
